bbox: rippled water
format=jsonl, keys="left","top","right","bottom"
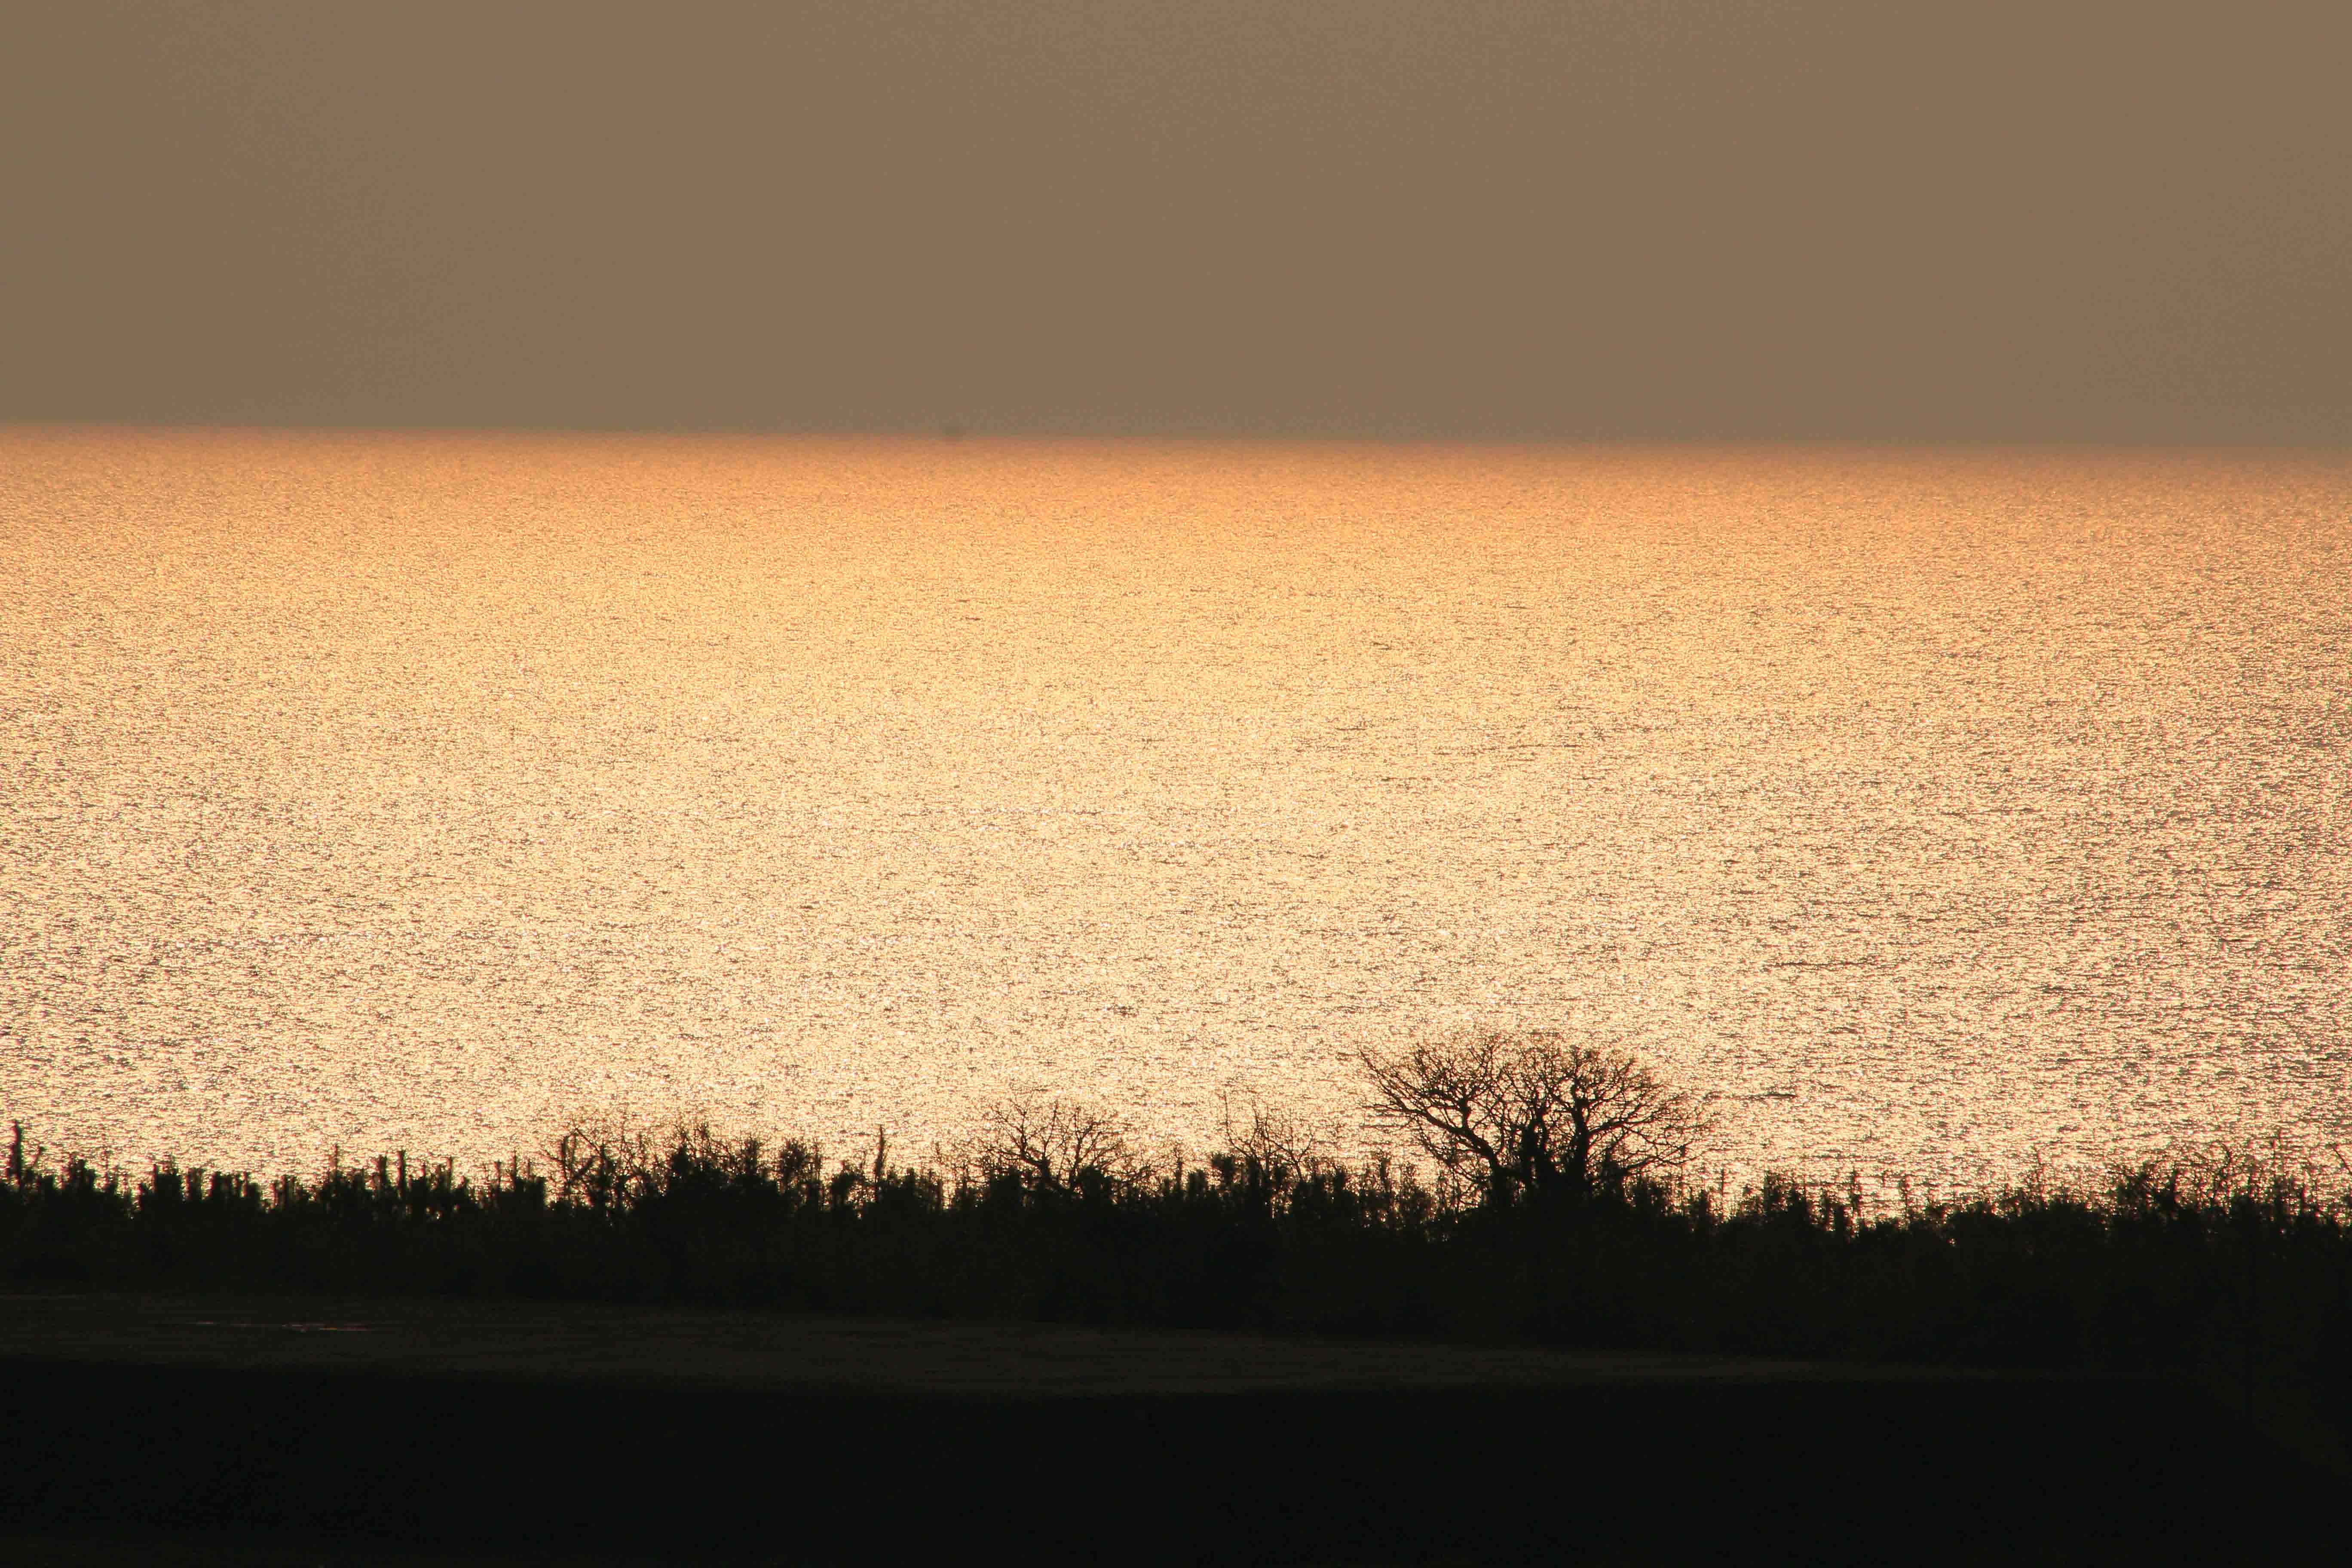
{"left": 4, "top": 430, "right": 2347, "bottom": 1184}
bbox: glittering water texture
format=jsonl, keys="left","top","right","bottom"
{"left": 3, "top": 431, "right": 2347, "bottom": 1184}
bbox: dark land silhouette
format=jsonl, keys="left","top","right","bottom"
{"left": 10, "top": 1038, "right": 2347, "bottom": 1404}
{"left": 9, "top": 1111, "right": 2349, "bottom": 1402}
{"left": 4, "top": 1042, "right": 2349, "bottom": 1560}
{"left": 4, "top": 1338, "right": 2337, "bottom": 1564}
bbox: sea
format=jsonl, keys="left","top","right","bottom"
{"left": 4, "top": 429, "right": 2347, "bottom": 1190}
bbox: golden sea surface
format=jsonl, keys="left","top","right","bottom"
{"left": 3, "top": 430, "right": 2348, "bottom": 1185}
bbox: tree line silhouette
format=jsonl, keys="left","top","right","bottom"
{"left": 5, "top": 1032, "right": 2349, "bottom": 1440}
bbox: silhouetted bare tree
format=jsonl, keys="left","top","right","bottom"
{"left": 976, "top": 1096, "right": 1144, "bottom": 1196}
{"left": 1219, "top": 1085, "right": 1336, "bottom": 1188}
{"left": 1360, "top": 1030, "right": 1706, "bottom": 1206}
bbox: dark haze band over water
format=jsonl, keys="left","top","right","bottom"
{"left": 4, "top": 3, "right": 2347, "bottom": 441}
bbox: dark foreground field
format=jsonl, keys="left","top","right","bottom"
{"left": 1, "top": 1294, "right": 2340, "bottom": 1565}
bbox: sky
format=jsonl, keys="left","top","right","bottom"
{"left": 7, "top": 2, "right": 2347, "bottom": 441}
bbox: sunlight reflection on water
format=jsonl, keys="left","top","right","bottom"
{"left": 4, "top": 432, "right": 2347, "bottom": 1186}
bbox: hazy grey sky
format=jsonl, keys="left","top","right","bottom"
{"left": 7, "top": 2, "right": 2346, "bottom": 439}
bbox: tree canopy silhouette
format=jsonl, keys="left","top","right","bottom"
{"left": 974, "top": 1096, "right": 1144, "bottom": 1198}
{"left": 1359, "top": 1031, "right": 1707, "bottom": 1206}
